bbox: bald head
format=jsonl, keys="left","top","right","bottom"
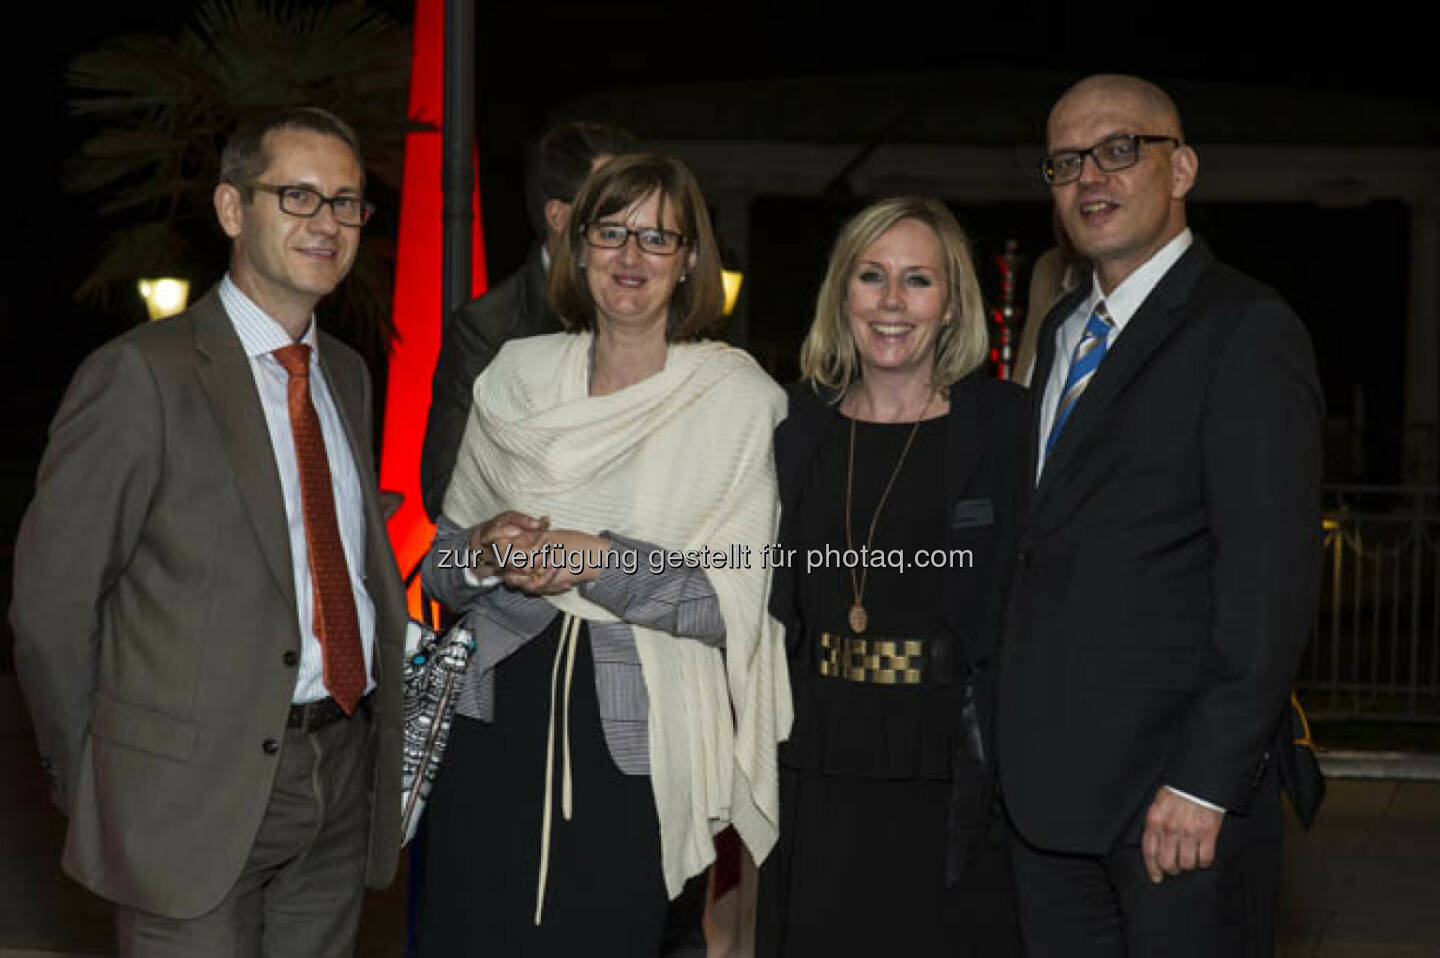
{"left": 1044, "top": 73, "right": 1197, "bottom": 292}
{"left": 1048, "top": 74, "right": 1185, "bottom": 148}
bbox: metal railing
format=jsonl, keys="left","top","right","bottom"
{"left": 1300, "top": 485, "right": 1440, "bottom": 722}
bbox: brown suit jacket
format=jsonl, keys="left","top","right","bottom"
{"left": 10, "top": 288, "right": 405, "bottom": 918}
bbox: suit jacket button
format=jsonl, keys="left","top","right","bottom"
{"left": 1017, "top": 550, "right": 1032, "bottom": 567}
{"left": 282, "top": 651, "right": 299, "bottom": 667}
{"left": 262, "top": 738, "right": 280, "bottom": 755}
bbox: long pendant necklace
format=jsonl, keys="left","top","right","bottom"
{"left": 843, "top": 392, "right": 930, "bottom": 634}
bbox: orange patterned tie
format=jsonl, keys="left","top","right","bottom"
{"left": 273, "top": 344, "right": 365, "bottom": 713}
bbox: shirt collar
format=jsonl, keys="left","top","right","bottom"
{"left": 219, "top": 274, "right": 319, "bottom": 359}
{"left": 1084, "top": 228, "right": 1193, "bottom": 334}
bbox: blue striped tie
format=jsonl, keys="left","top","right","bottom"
{"left": 1045, "top": 302, "right": 1114, "bottom": 458}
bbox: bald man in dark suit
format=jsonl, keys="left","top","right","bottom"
{"left": 997, "top": 75, "right": 1323, "bottom": 956}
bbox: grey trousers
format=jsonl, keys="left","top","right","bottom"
{"left": 114, "top": 709, "right": 374, "bottom": 958}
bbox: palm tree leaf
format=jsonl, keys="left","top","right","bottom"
{"left": 67, "top": 0, "right": 412, "bottom": 339}
{"left": 74, "top": 222, "right": 193, "bottom": 304}
{"left": 75, "top": 129, "right": 186, "bottom": 159}
{"left": 95, "top": 182, "right": 212, "bottom": 218}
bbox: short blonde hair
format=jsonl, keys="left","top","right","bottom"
{"left": 799, "top": 196, "right": 989, "bottom": 394}
{"left": 548, "top": 153, "right": 723, "bottom": 340}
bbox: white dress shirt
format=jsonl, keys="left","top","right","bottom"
{"left": 1036, "top": 228, "right": 1194, "bottom": 482}
{"left": 1032, "top": 230, "right": 1224, "bottom": 815}
{"left": 219, "top": 275, "right": 377, "bottom": 704}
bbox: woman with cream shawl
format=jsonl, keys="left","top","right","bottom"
{"left": 415, "top": 153, "right": 790, "bottom": 956}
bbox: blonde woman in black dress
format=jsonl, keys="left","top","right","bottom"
{"left": 759, "top": 196, "right": 1024, "bottom": 956}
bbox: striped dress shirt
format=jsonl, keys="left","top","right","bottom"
{"left": 218, "top": 276, "right": 377, "bottom": 704}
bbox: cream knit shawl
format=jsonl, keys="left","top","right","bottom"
{"left": 443, "top": 331, "right": 792, "bottom": 896}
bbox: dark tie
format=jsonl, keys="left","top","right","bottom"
{"left": 1045, "top": 302, "right": 1114, "bottom": 459}
{"left": 273, "top": 344, "right": 365, "bottom": 713}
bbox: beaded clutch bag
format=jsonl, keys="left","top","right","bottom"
{"left": 401, "top": 620, "right": 475, "bottom": 846}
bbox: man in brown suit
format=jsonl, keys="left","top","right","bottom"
{"left": 11, "top": 107, "right": 405, "bottom": 957}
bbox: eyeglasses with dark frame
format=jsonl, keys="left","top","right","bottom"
{"left": 581, "top": 222, "right": 687, "bottom": 256}
{"left": 1039, "top": 134, "right": 1182, "bottom": 186}
{"left": 243, "top": 181, "right": 376, "bottom": 227}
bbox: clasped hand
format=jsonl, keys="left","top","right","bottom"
{"left": 467, "top": 511, "right": 609, "bottom": 595}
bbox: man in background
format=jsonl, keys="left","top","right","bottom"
{"left": 419, "top": 120, "right": 638, "bottom": 516}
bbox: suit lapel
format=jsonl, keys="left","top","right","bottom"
{"left": 775, "top": 385, "right": 837, "bottom": 513}
{"left": 1033, "top": 241, "right": 1214, "bottom": 505}
{"left": 941, "top": 381, "right": 983, "bottom": 636}
{"left": 316, "top": 341, "right": 384, "bottom": 582}
{"left": 523, "top": 243, "right": 563, "bottom": 333}
{"left": 316, "top": 338, "right": 373, "bottom": 493}
{"left": 943, "top": 378, "right": 984, "bottom": 506}
{"left": 1025, "top": 285, "right": 1089, "bottom": 491}
{"left": 190, "top": 291, "right": 297, "bottom": 609}
{"left": 318, "top": 336, "right": 406, "bottom": 667}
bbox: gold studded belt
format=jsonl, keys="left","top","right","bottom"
{"left": 818, "top": 632, "right": 929, "bottom": 685}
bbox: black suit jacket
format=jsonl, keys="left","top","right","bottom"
{"left": 419, "top": 244, "right": 563, "bottom": 517}
{"left": 996, "top": 239, "right": 1324, "bottom": 855}
{"left": 770, "top": 373, "right": 1027, "bottom": 753}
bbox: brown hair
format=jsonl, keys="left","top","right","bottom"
{"left": 799, "top": 196, "right": 990, "bottom": 394}
{"left": 547, "top": 153, "right": 723, "bottom": 340}
{"left": 524, "top": 121, "right": 641, "bottom": 235}
{"left": 220, "top": 106, "right": 365, "bottom": 195}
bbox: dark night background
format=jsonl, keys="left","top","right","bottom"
{"left": 2, "top": 0, "right": 1436, "bottom": 539}
{"left": 0, "top": 5, "right": 1438, "bottom": 954}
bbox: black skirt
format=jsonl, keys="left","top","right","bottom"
{"left": 756, "top": 762, "right": 1021, "bottom": 957}
{"left": 415, "top": 616, "right": 669, "bottom": 956}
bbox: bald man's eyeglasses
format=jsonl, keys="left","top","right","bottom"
{"left": 1039, "top": 134, "right": 1181, "bottom": 185}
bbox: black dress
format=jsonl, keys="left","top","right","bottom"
{"left": 416, "top": 616, "right": 669, "bottom": 956}
{"left": 758, "top": 413, "right": 1022, "bottom": 957}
